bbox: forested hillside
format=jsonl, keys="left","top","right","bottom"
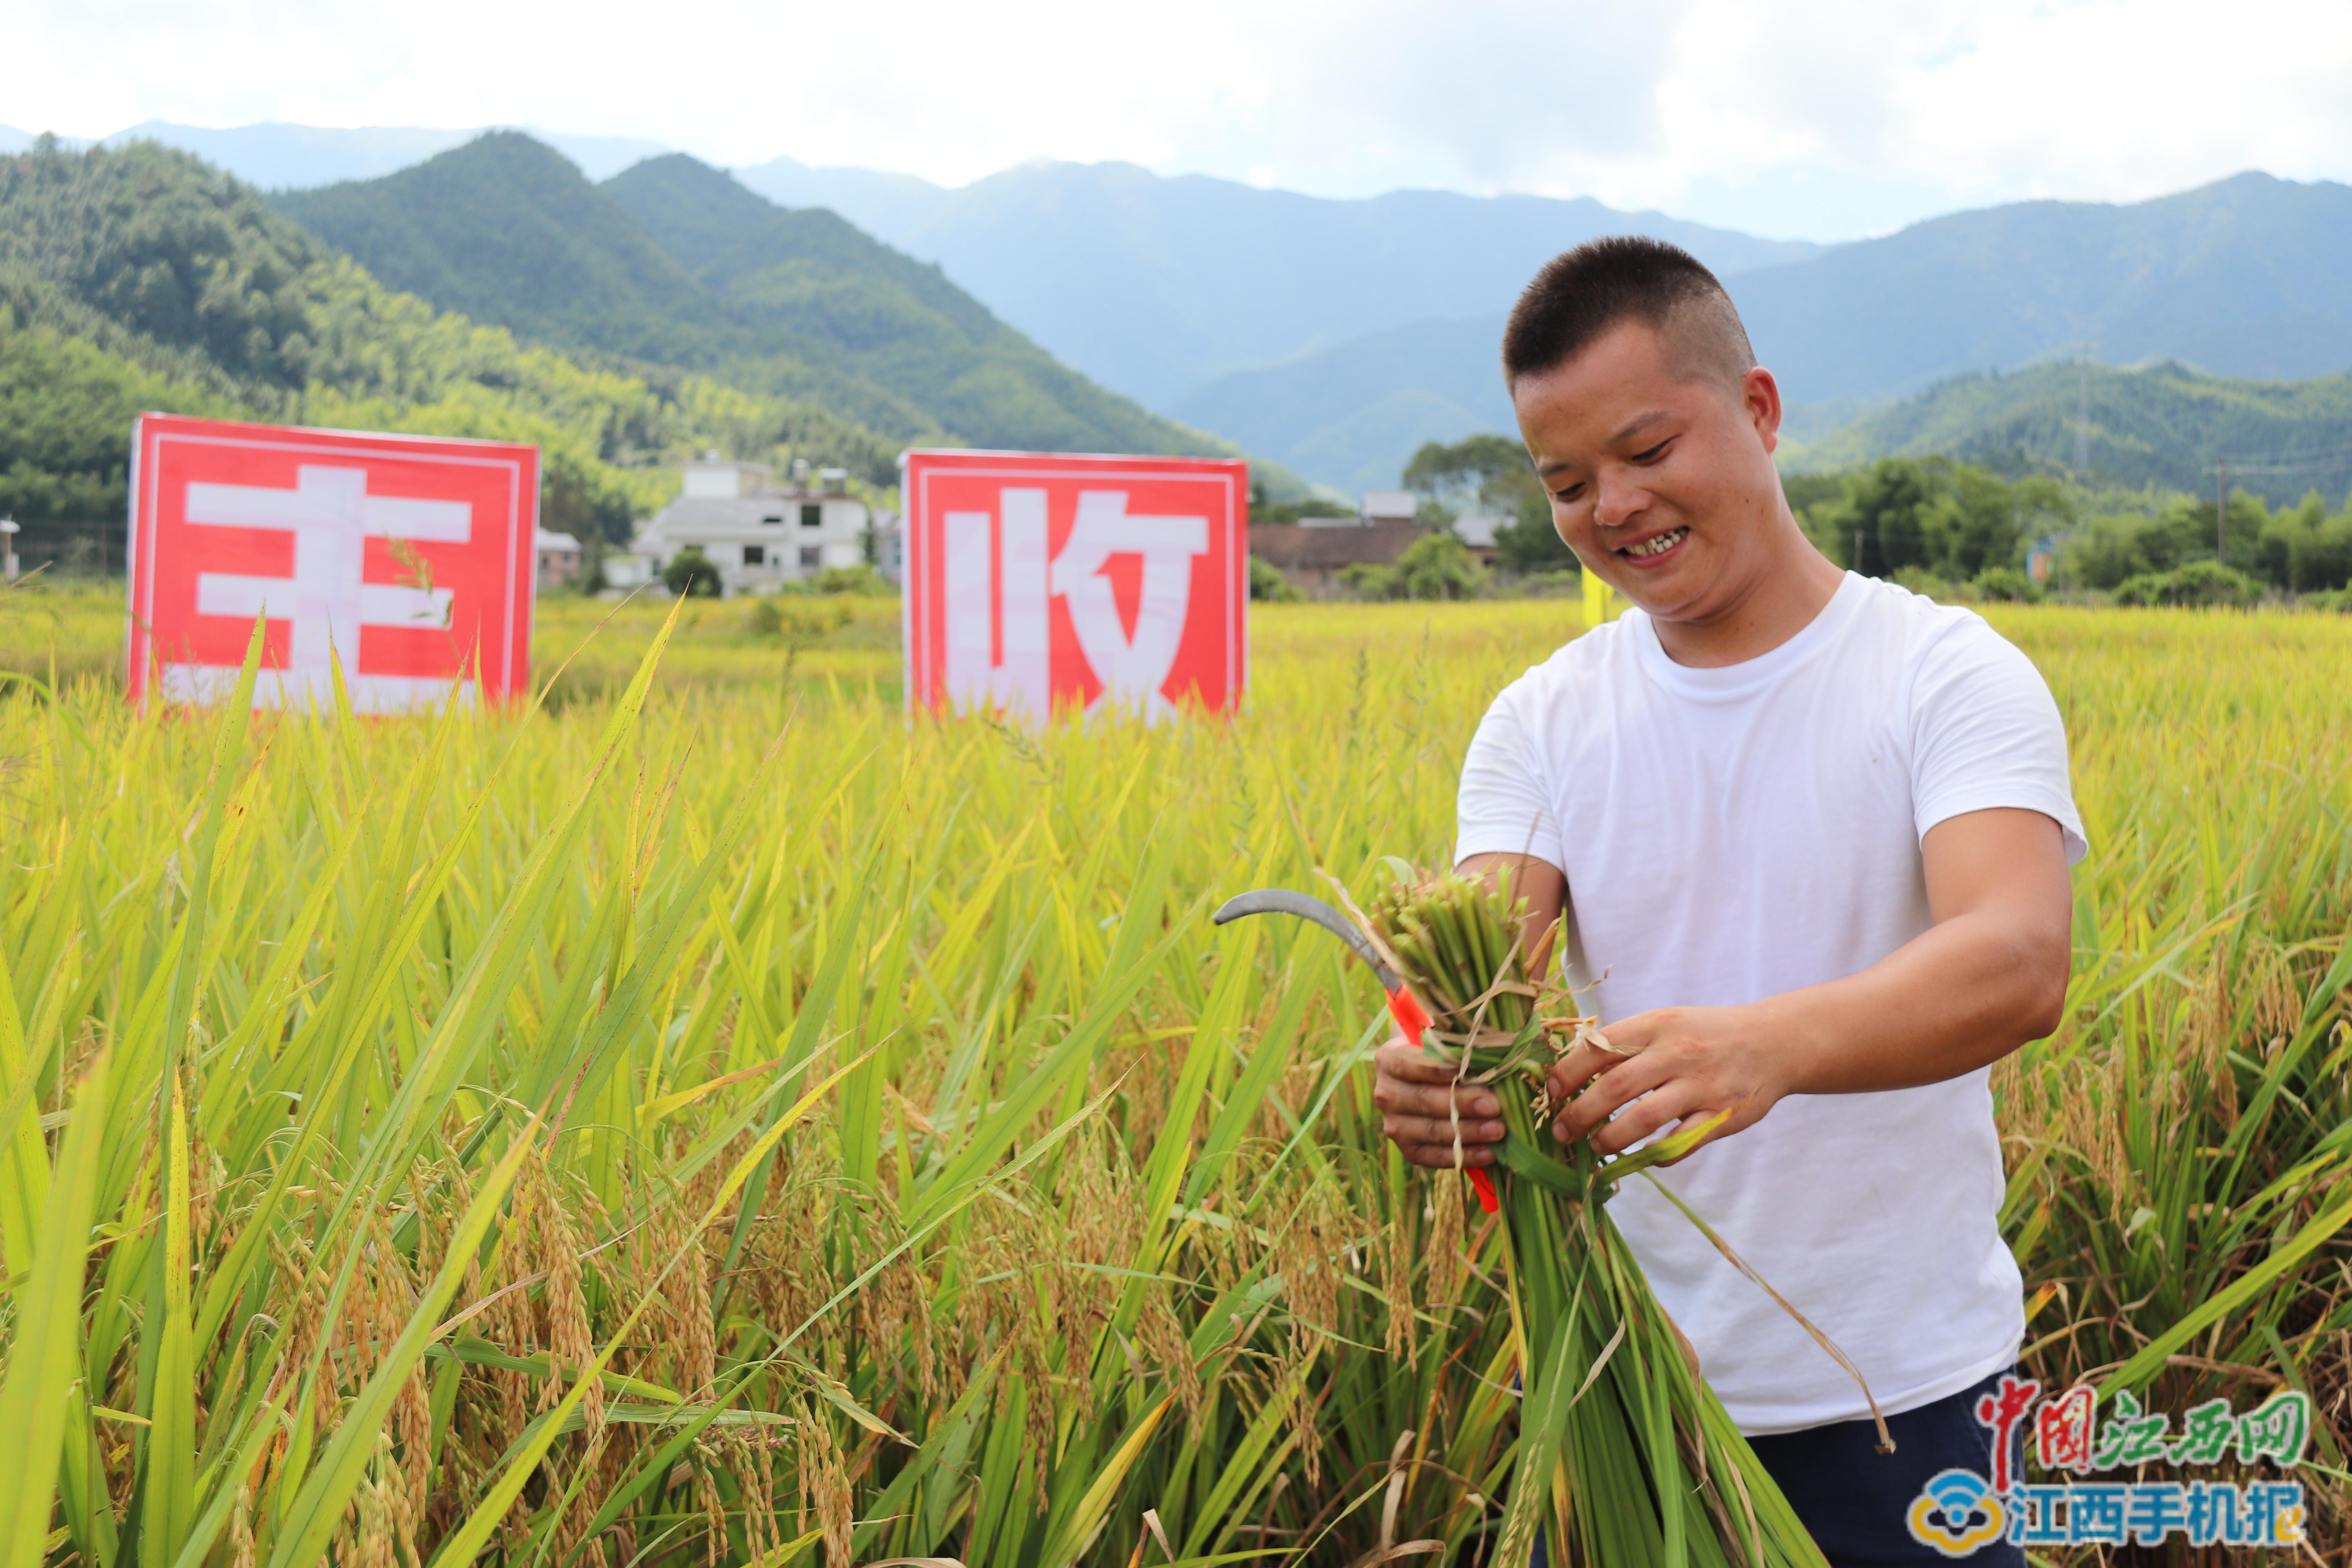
{"left": 605, "top": 154, "right": 1223, "bottom": 458}
{"left": 1783, "top": 358, "right": 2352, "bottom": 506}
{"left": 274, "top": 134, "right": 758, "bottom": 381}
{"left": 276, "top": 134, "right": 1244, "bottom": 463}
{"left": 0, "top": 136, "right": 901, "bottom": 539}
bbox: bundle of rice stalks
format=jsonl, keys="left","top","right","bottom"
{"left": 1363, "top": 868, "right": 1833, "bottom": 1568}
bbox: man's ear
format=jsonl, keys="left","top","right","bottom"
{"left": 1743, "top": 365, "right": 1783, "bottom": 455}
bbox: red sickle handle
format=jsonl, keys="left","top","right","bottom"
{"left": 1385, "top": 987, "right": 1500, "bottom": 1215}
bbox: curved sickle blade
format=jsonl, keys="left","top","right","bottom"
{"left": 1211, "top": 888, "right": 1399, "bottom": 992}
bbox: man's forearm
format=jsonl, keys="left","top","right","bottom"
{"left": 1545, "top": 809, "right": 2074, "bottom": 1156}
{"left": 1742, "top": 904, "right": 2069, "bottom": 1097}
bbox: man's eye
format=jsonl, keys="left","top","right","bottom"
{"left": 1632, "top": 439, "right": 1673, "bottom": 464}
{"left": 1552, "top": 483, "right": 1586, "bottom": 504}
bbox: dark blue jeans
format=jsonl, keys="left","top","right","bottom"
{"left": 1746, "top": 1367, "right": 2027, "bottom": 1567}
{"left": 1523, "top": 1368, "right": 2027, "bottom": 1567}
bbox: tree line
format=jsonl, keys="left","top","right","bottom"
{"left": 1377, "top": 435, "right": 2352, "bottom": 606}
{"left": 1788, "top": 457, "right": 2352, "bottom": 604}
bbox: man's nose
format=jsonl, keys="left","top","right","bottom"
{"left": 1593, "top": 466, "right": 1648, "bottom": 530}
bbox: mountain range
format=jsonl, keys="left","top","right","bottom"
{"left": 1738, "top": 172, "right": 2352, "bottom": 396}
{"left": 729, "top": 156, "right": 1824, "bottom": 409}
{"left": 1178, "top": 172, "right": 2352, "bottom": 490}
{"left": 5, "top": 121, "right": 1829, "bottom": 460}
{"left": 272, "top": 134, "right": 1239, "bottom": 466}
{"left": 12, "top": 118, "right": 2352, "bottom": 502}
{"left": 1165, "top": 313, "right": 1513, "bottom": 494}
{"left": 0, "top": 121, "right": 669, "bottom": 187}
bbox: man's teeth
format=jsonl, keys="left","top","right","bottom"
{"left": 1623, "top": 528, "right": 1688, "bottom": 559}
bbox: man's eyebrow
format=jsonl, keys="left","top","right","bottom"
{"left": 1608, "top": 410, "right": 1673, "bottom": 447}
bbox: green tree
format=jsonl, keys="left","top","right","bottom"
{"left": 540, "top": 456, "right": 639, "bottom": 546}
{"left": 1826, "top": 456, "right": 2047, "bottom": 582}
{"left": 1402, "top": 434, "right": 1529, "bottom": 510}
{"left": 2213, "top": 490, "right": 2270, "bottom": 570}
{"left": 2065, "top": 511, "right": 2185, "bottom": 588}
{"left": 1971, "top": 566, "right": 2043, "bottom": 603}
{"left": 1393, "top": 532, "right": 1485, "bottom": 600}
{"left": 1844, "top": 459, "right": 1933, "bottom": 575}
{"left": 2112, "top": 560, "right": 2265, "bottom": 607}
{"left": 1490, "top": 514, "right": 1580, "bottom": 575}
{"left": 1248, "top": 555, "right": 1302, "bottom": 601}
{"left": 2062, "top": 492, "right": 2270, "bottom": 590}
{"left": 2254, "top": 492, "right": 2352, "bottom": 592}
{"left": 2295, "top": 510, "right": 2352, "bottom": 592}
{"left": 1402, "top": 433, "right": 1577, "bottom": 574}
{"left": 662, "top": 547, "right": 722, "bottom": 597}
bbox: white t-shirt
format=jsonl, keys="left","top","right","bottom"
{"left": 1454, "top": 572, "right": 2086, "bottom": 1435}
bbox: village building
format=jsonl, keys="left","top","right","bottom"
{"left": 1247, "top": 489, "right": 1430, "bottom": 595}
{"left": 534, "top": 527, "right": 583, "bottom": 592}
{"left": 1454, "top": 514, "right": 1508, "bottom": 568}
{"left": 604, "top": 454, "right": 875, "bottom": 597}
{"left": 1248, "top": 520, "right": 1425, "bottom": 594}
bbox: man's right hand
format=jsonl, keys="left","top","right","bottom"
{"left": 1372, "top": 1033, "right": 1506, "bottom": 1167}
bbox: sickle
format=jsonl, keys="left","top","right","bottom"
{"left": 1211, "top": 887, "right": 1497, "bottom": 1212}
{"left": 1211, "top": 889, "right": 1400, "bottom": 990}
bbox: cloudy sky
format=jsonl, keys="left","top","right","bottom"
{"left": 5, "top": 0, "right": 2348, "bottom": 240}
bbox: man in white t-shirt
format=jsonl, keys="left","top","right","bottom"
{"left": 1371, "top": 238, "right": 2082, "bottom": 1563}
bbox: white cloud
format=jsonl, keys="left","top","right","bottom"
{"left": 4, "top": 0, "right": 2347, "bottom": 238}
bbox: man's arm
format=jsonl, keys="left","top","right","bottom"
{"left": 1372, "top": 808, "right": 2071, "bottom": 1167}
{"left": 1371, "top": 852, "right": 1566, "bottom": 1168}
{"left": 1548, "top": 806, "right": 2071, "bottom": 1157}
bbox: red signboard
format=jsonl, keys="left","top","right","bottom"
{"left": 902, "top": 450, "right": 1249, "bottom": 722}
{"left": 126, "top": 414, "right": 541, "bottom": 711}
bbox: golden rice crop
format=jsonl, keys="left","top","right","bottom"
{"left": 1, "top": 581, "right": 2350, "bottom": 1566}
{"left": 1367, "top": 869, "right": 1828, "bottom": 1565}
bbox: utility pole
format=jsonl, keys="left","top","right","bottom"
{"left": 2215, "top": 458, "right": 2227, "bottom": 567}
{"left": 2075, "top": 343, "right": 2093, "bottom": 477}
{"left": 0, "top": 516, "right": 16, "bottom": 582}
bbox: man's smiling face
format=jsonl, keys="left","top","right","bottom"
{"left": 1512, "top": 317, "right": 1789, "bottom": 628}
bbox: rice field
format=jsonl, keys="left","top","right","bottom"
{"left": 3, "top": 579, "right": 2351, "bottom": 1566}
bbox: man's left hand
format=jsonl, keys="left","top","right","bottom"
{"left": 1546, "top": 1006, "right": 1793, "bottom": 1160}
{"left": 1545, "top": 807, "right": 2075, "bottom": 1161}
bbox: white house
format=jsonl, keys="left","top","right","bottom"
{"left": 606, "top": 455, "right": 871, "bottom": 596}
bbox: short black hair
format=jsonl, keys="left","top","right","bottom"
{"left": 1501, "top": 236, "right": 1755, "bottom": 391}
